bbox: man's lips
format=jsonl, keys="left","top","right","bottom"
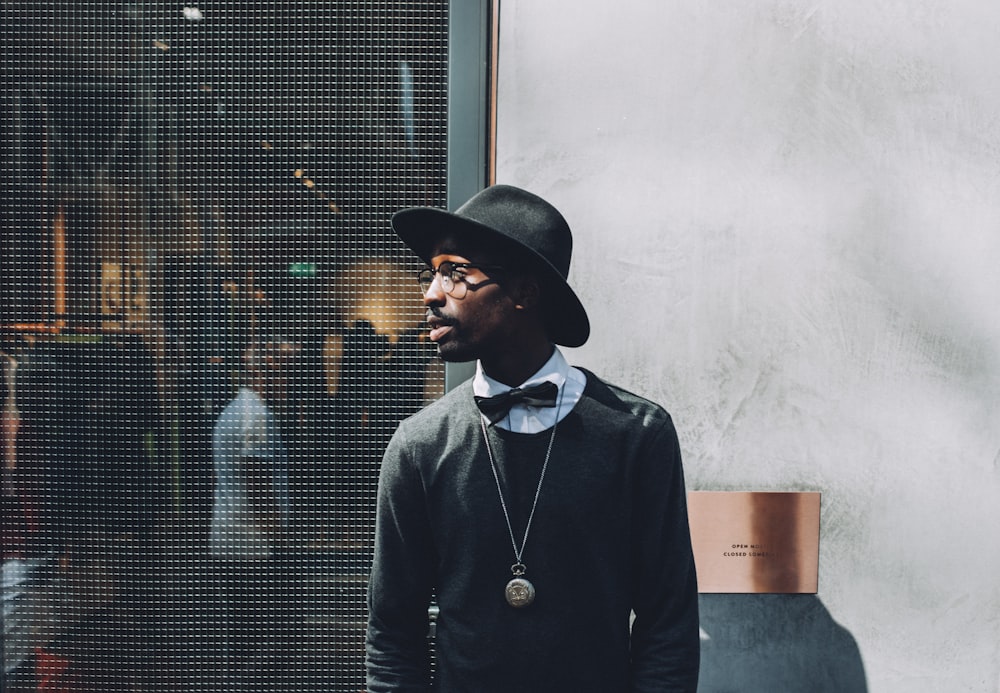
{"left": 426, "top": 315, "right": 455, "bottom": 343}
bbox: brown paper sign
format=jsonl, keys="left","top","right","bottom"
{"left": 688, "top": 491, "right": 821, "bottom": 593}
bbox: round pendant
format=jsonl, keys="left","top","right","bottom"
{"left": 505, "top": 577, "right": 535, "bottom": 608}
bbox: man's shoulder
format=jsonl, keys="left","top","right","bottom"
{"left": 214, "top": 388, "right": 272, "bottom": 436}
{"left": 394, "top": 378, "right": 476, "bottom": 435}
{"left": 214, "top": 390, "right": 246, "bottom": 430}
{"left": 382, "top": 380, "right": 480, "bottom": 470}
{"left": 577, "top": 368, "right": 675, "bottom": 431}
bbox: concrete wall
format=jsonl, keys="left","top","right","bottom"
{"left": 494, "top": 2, "right": 1000, "bottom": 691}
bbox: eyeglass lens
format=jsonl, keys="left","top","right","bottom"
{"left": 417, "top": 262, "right": 460, "bottom": 296}
{"left": 417, "top": 261, "right": 503, "bottom": 297}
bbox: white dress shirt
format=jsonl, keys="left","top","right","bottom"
{"left": 472, "top": 347, "right": 587, "bottom": 433}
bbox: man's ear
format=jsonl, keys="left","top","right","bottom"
{"left": 511, "top": 275, "right": 543, "bottom": 311}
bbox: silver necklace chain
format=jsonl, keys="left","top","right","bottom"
{"left": 479, "top": 390, "right": 563, "bottom": 569}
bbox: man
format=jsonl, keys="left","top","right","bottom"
{"left": 366, "top": 185, "right": 700, "bottom": 692}
{"left": 211, "top": 336, "right": 297, "bottom": 689}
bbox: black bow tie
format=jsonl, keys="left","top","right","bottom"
{"left": 474, "top": 381, "right": 559, "bottom": 425}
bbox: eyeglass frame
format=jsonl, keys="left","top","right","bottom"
{"left": 416, "top": 261, "right": 507, "bottom": 298}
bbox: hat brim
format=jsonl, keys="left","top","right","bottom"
{"left": 392, "top": 207, "right": 590, "bottom": 348}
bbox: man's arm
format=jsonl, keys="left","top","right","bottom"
{"left": 366, "top": 428, "right": 436, "bottom": 692}
{"left": 629, "top": 417, "right": 700, "bottom": 692}
{"left": 243, "top": 456, "right": 280, "bottom": 539}
{"left": 235, "top": 402, "right": 283, "bottom": 541}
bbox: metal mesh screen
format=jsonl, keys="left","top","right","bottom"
{"left": 2, "top": 3, "right": 450, "bottom": 691}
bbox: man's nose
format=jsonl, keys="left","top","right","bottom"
{"left": 422, "top": 271, "right": 446, "bottom": 304}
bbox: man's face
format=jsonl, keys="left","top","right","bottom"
{"left": 422, "top": 243, "right": 519, "bottom": 364}
{"left": 256, "top": 341, "right": 300, "bottom": 407}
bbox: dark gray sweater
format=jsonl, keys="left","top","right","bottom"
{"left": 366, "top": 370, "right": 699, "bottom": 692}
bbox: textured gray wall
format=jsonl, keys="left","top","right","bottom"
{"left": 494, "top": 2, "right": 1000, "bottom": 692}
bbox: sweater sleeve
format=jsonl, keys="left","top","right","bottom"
{"left": 366, "top": 426, "right": 436, "bottom": 692}
{"left": 629, "top": 417, "right": 700, "bottom": 692}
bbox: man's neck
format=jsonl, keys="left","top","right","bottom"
{"left": 479, "top": 342, "right": 555, "bottom": 388}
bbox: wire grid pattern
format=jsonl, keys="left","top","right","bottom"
{"left": 2, "top": 2, "right": 449, "bottom": 691}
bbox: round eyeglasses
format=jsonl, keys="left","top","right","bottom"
{"left": 416, "top": 261, "right": 506, "bottom": 299}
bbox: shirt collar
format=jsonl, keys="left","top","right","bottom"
{"left": 472, "top": 346, "right": 569, "bottom": 399}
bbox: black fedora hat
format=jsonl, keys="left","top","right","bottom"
{"left": 392, "top": 184, "right": 590, "bottom": 347}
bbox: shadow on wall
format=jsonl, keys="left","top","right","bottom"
{"left": 698, "top": 594, "right": 867, "bottom": 693}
